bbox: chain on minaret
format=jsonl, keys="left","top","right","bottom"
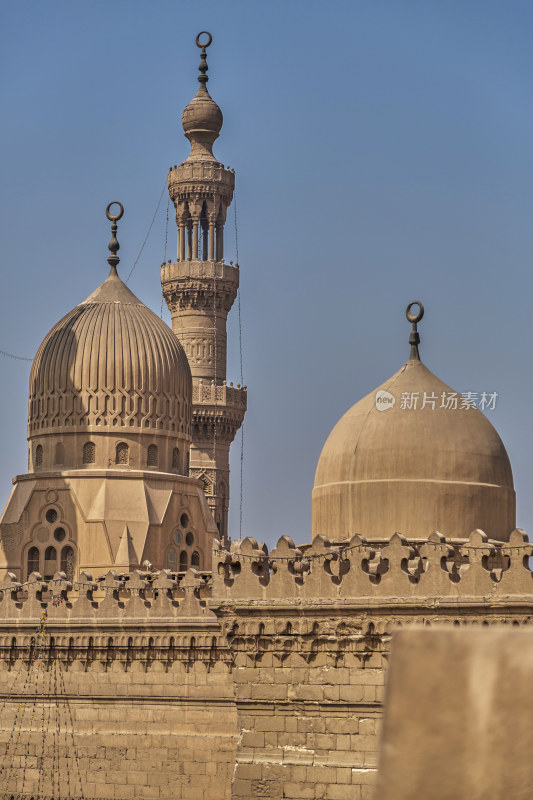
{"left": 161, "top": 32, "right": 246, "bottom": 544}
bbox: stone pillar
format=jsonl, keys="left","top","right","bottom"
{"left": 187, "top": 222, "right": 193, "bottom": 261}
{"left": 208, "top": 218, "right": 215, "bottom": 261}
{"left": 179, "top": 223, "right": 186, "bottom": 262}
{"left": 202, "top": 222, "right": 208, "bottom": 261}
{"left": 192, "top": 220, "right": 199, "bottom": 260}
{"left": 216, "top": 224, "right": 223, "bottom": 261}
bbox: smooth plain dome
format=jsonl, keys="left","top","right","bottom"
{"left": 28, "top": 268, "right": 191, "bottom": 437}
{"left": 312, "top": 359, "right": 515, "bottom": 541}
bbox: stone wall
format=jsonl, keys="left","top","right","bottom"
{"left": 0, "top": 569, "right": 238, "bottom": 800}
{"left": 2, "top": 526, "right": 533, "bottom": 800}
{"left": 211, "top": 529, "right": 533, "bottom": 800}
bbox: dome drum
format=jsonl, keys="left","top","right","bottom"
{"left": 312, "top": 478, "right": 516, "bottom": 542}
{"left": 29, "top": 430, "right": 190, "bottom": 476}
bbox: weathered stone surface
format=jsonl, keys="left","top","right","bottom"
{"left": 376, "top": 628, "right": 533, "bottom": 800}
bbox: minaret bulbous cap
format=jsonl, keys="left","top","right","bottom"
{"left": 181, "top": 32, "right": 223, "bottom": 161}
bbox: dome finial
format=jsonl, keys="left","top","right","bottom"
{"left": 106, "top": 202, "right": 124, "bottom": 275}
{"left": 406, "top": 301, "right": 424, "bottom": 361}
{"left": 196, "top": 31, "right": 213, "bottom": 89}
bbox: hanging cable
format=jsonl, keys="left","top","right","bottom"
{"left": 234, "top": 188, "right": 245, "bottom": 539}
{"left": 212, "top": 194, "right": 219, "bottom": 531}
{"left": 0, "top": 349, "right": 32, "bottom": 362}
{"left": 161, "top": 194, "right": 170, "bottom": 318}
{"left": 126, "top": 180, "right": 166, "bottom": 284}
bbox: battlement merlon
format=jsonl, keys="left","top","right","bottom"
{"left": 210, "top": 529, "right": 533, "bottom": 604}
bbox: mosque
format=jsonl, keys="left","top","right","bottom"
{"left": 0, "top": 31, "right": 530, "bottom": 800}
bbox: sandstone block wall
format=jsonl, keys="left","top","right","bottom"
{"left": 211, "top": 530, "right": 533, "bottom": 799}
{"left": 0, "top": 569, "right": 238, "bottom": 800}
{"left": 3, "top": 525, "right": 533, "bottom": 800}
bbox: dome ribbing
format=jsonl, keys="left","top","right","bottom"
{"left": 28, "top": 268, "right": 191, "bottom": 438}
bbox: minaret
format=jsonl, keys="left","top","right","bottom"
{"left": 161, "top": 32, "right": 246, "bottom": 544}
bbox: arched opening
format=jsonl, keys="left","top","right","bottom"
{"left": 83, "top": 441, "right": 96, "bottom": 464}
{"left": 44, "top": 546, "right": 57, "bottom": 579}
{"left": 116, "top": 442, "right": 129, "bottom": 465}
{"left": 54, "top": 442, "right": 65, "bottom": 465}
{"left": 172, "top": 447, "right": 180, "bottom": 472}
{"left": 167, "top": 548, "right": 176, "bottom": 570}
{"left": 27, "top": 547, "right": 39, "bottom": 577}
{"left": 191, "top": 551, "right": 200, "bottom": 568}
{"left": 179, "top": 551, "right": 188, "bottom": 572}
{"left": 147, "top": 444, "right": 158, "bottom": 467}
{"left": 60, "top": 546, "right": 75, "bottom": 581}
{"left": 35, "top": 444, "right": 43, "bottom": 468}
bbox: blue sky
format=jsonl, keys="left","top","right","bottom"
{"left": 1, "top": 0, "right": 533, "bottom": 546}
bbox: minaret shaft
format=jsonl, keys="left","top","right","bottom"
{"left": 161, "top": 37, "right": 246, "bottom": 543}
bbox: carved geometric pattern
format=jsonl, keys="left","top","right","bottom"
{"left": 29, "top": 389, "right": 191, "bottom": 434}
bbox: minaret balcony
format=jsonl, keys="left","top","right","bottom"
{"left": 161, "top": 259, "right": 239, "bottom": 284}
{"left": 168, "top": 161, "right": 235, "bottom": 202}
{"left": 193, "top": 381, "right": 247, "bottom": 411}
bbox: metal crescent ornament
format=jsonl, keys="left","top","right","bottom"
{"left": 196, "top": 31, "right": 213, "bottom": 48}
{"left": 106, "top": 202, "right": 124, "bottom": 222}
{"left": 406, "top": 301, "right": 424, "bottom": 324}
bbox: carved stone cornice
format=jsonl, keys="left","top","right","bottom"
{"left": 161, "top": 261, "right": 239, "bottom": 315}
{"left": 192, "top": 403, "right": 246, "bottom": 447}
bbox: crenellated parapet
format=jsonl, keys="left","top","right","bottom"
{"left": 211, "top": 528, "right": 533, "bottom": 603}
{"left": 210, "top": 530, "right": 533, "bottom": 800}
{"left": 0, "top": 568, "right": 236, "bottom": 672}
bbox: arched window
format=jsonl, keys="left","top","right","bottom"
{"left": 43, "top": 546, "right": 57, "bottom": 579}
{"left": 186, "top": 450, "right": 190, "bottom": 474}
{"left": 172, "top": 447, "right": 180, "bottom": 472}
{"left": 83, "top": 441, "right": 95, "bottom": 464}
{"left": 116, "top": 442, "right": 129, "bottom": 465}
{"left": 167, "top": 548, "right": 176, "bottom": 570}
{"left": 191, "top": 551, "right": 200, "bottom": 568}
{"left": 179, "top": 550, "right": 188, "bottom": 572}
{"left": 147, "top": 444, "right": 158, "bottom": 467}
{"left": 54, "top": 442, "right": 65, "bottom": 465}
{"left": 27, "top": 547, "right": 39, "bottom": 576}
{"left": 35, "top": 445, "right": 43, "bottom": 469}
{"left": 60, "top": 546, "right": 75, "bottom": 581}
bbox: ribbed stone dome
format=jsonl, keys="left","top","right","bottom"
{"left": 28, "top": 268, "right": 192, "bottom": 442}
{"left": 312, "top": 358, "right": 515, "bottom": 542}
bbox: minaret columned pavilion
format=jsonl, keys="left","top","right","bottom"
{"left": 161, "top": 32, "right": 246, "bottom": 543}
